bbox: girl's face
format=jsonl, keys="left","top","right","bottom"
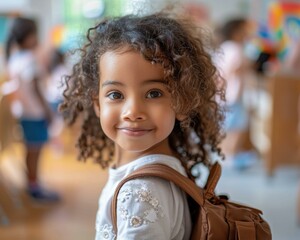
{"left": 22, "top": 32, "right": 38, "bottom": 49}
{"left": 95, "top": 49, "right": 177, "bottom": 162}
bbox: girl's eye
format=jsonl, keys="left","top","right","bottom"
{"left": 146, "top": 90, "right": 162, "bottom": 98}
{"left": 107, "top": 91, "right": 123, "bottom": 100}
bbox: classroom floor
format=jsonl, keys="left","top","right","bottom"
{"left": 0, "top": 132, "right": 300, "bottom": 240}
{"left": 0, "top": 135, "right": 107, "bottom": 240}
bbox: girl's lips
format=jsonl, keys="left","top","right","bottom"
{"left": 118, "top": 128, "right": 152, "bottom": 137}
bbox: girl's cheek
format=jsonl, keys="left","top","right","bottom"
{"left": 100, "top": 105, "right": 110, "bottom": 118}
{"left": 100, "top": 104, "right": 119, "bottom": 124}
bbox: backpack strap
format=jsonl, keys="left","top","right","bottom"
{"left": 111, "top": 163, "right": 206, "bottom": 234}
{"left": 204, "top": 162, "right": 222, "bottom": 199}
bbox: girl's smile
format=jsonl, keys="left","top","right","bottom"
{"left": 117, "top": 127, "right": 154, "bottom": 137}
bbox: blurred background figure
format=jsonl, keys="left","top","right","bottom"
{"left": 45, "top": 48, "right": 69, "bottom": 154}
{"left": 46, "top": 48, "right": 66, "bottom": 112}
{"left": 215, "top": 18, "right": 258, "bottom": 170}
{"left": 5, "top": 17, "right": 59, "bottom": 202}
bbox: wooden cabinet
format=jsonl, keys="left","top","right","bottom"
{"left": 265, "top": 74, "right": 300, "bottom": 176}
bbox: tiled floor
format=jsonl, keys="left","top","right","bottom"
{"left": 0, "top": 139, "right": 300, "bottom": 239}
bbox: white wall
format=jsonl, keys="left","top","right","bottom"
{"left": 0, "top": 0, "right": 275, "bottom": 40}
{"left": 0, "top": 0, "right": 64, "bottom": 42}
{"left": 120, "top": 0, "right": 272, "bottom": 25}
{"left": 0, "top": 0, "right": 29, "bottom": 12}
{"left": 187, "top": 0, "right": 272, "bottom": 24}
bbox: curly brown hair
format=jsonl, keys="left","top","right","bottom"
{"left": 60, "top": 12, "right": 226, "bottom": 176}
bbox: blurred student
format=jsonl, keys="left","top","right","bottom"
{"left": 46, "top": 48, "right": 68, "bottom": 112}
{"left": 215, "top": 18, "right": 258, "bottom": 170}
{"left": 46, "top": 48, "right": 69, "bottom": 148}
{"left": 5, "top": 17, "right": 60, "bottom": 201}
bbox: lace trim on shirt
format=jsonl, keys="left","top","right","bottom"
{"left": 117, "top": 182, "right": 165, "bottom": 228}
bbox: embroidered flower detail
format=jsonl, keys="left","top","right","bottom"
{"left": 98, "top": 224, "right": 116, "bottom": 240}
{"left": 149, "top": 197, "right": 159, "bottom": 207}
{"left": 117, "top": 181, "right": 165, "bottom": 229}
{"left": 136, "top": 187, "right": 151, "bottom": 202}
{"left": 130, "top": 216, "right": 143, "bottom": 227}
{"left": 157, "top": 205, "right": 165, "bottom": 217}
{"left": 144, "top": 208, "right": 158, "bottom": 223}
{"left": 119, "top": 206, "right": 129, "bottom": 220}
{"left": 118, "top": 188, "right": 132, "bottom": 203}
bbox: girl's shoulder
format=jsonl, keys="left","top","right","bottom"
{"left": 115, "top": 154, "right": 188, "bottom": 217}
{"left": 112, "top": 154, "right": 187, "bottom": 203}
{"left": 110, "top": 154, "right": 188, "bottom": 210}
{"left": 114, "top": 156, "right": 191, "bottom": 238}
{"left": 97, "top": 155, "right": 191, "bottom": 239}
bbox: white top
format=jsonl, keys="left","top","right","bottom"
{"left": 45, "top": 64, "right": 69, "bottom": 103}
{"left": 7, "top": 50, "right": 46, "bottom": 119}
{"left": 95, "top": 154, "right": 192, "bottom": 240}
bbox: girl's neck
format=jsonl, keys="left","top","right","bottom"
{"left": 113, "top": 139, "right": 174, "bottom": 168}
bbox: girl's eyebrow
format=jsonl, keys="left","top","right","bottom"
{"left": 101, "top": 80, "right": 124, "bottom": 88}
{"left": 143, "top": 79, "right": 166, "bottom": 85}
{"left": 101, "top": 79, "right": 166, "bottom": 88}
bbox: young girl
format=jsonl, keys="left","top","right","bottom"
{"left": 60, "top": 12, "right": 225, "bottom": 240}
{"left": 5, "top": 17, "right": 59, "bottom": 201}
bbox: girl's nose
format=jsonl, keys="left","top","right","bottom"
{"left": 122, "top": 99, "right": 146, "bottom": 121}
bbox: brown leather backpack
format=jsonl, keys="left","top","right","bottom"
{"left": 111, "top": 162, "right": 272, "bottom": 240}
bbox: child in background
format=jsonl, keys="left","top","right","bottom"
{"left": 60, "top": 12, "right": 225, "bottom": 239}
{"left": 46, "top": 48, "right": 69, "bottom": 151}
{"left": 215, "top": 18, "right": 258, "bottom": 170}
{"left": 5, "top": 17, "right": 60, "bottom": 201}
{"left": 46, "top": 48, "right": 68, "bottom": 113}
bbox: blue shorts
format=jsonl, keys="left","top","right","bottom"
{"left": 20, "top": 119, "right": 49, "bottom": 146}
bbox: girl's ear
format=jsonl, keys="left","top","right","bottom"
{"left": 176, "top": 114, "right": 186, "bottom": 122}
{"left": 93, "top": 97, "right": 100, "bottom": 118}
